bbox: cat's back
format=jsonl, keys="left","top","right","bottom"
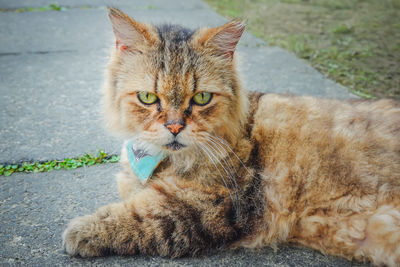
{"left": 250, "top": 93, "right": 400, "bottom": 189}
{"left": 253, "top": 94, "right": 400, "bottom": 145}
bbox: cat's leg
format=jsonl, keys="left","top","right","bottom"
{"left": 292, "top": 204, "right": 400, "bottom": 266}
{"left": 63, "top": 181, "right": 238, "bottom": 257}
{"left": 116, "top": 145, "right": 145, "bottom": 200}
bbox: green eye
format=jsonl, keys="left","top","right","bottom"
{"left": 137, "top": 91, "right": 158, "bottom": 105}
{"left": 192, "top": 92, "right": 213, "bottom": 106}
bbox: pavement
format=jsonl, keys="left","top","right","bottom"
{"left": 0, "top": 0, "right": 367, "bottom": 266}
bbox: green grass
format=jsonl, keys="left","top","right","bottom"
{"left": 0, "top": 4, "right": 68, "bottom": 13}
{"left": 205, "top": 0, "right": 400, "bottom": 99}
{"left": 0, "top": 151, "right": 120, "bottom": 177}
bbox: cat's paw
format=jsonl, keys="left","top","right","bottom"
{"left": 62, "top": 215, "right": 103, "bottom": 257}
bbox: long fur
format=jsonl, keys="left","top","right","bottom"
{"left": 63, "top": 8, "right": 400, "bottom": 266}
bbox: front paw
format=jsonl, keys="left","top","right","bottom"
{"left": 62, "top": 215, "right": 103, "bottom": 257}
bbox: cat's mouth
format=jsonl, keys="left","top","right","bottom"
{"left": 164, "top": 140, "right": 185, "bottom": 151}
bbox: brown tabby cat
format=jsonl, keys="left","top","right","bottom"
{"left": 62, "top": 8, "right": 400, "bottom": 266}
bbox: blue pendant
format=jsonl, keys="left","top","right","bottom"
{"left": 126, "top": 140, "right": 166, "bottom": 183}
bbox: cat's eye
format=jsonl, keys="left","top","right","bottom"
{"left": 137, "top": 91, "right": 158, "bottom": 105}
{"left": 192, "top": 92, "right": 213, "bottom": 106}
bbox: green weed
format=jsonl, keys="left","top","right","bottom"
{"left": 0, "top": 4, "right": 67, "bottom": 13}
{"left": 332, "top": 24, "right": 352, "bottom": 34}
{"left": 0, "top": 151, "right": 120, "bottom": 177}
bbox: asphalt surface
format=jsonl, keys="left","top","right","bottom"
{"left": 1, "top": 165, "right": 365, "bottom": 266}
{"left": 0, "top": 0, "right": 367, "bottom": 266}
{"left": 0, "top": 0, "right": 354, "bottom": 164}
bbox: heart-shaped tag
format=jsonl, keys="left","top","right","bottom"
{"left": 126, "top": 140, "right": 166, "bottom": 184}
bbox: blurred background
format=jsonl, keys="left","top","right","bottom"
{"left": 206, "top": 0, "right": 400, "bottom": 99}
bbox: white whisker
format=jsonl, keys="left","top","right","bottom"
{"left": 202, "top": 142, "right": 237, "bottom": 190}
{"left": 199, "top": 141, "right": 241, "bottom": 215}
{"left": 209, "top": 135, "right": 257, "bottom": 180}
{"left": 197, "top": 142, "right": 237, "bottom": 210}
{"left": 203, "top": 139, "right": 240, "bottom": 197}
{"left": 206, "top": 137, "right": 237, "bottom": 176}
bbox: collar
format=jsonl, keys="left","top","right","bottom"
{"left": 126, "top": 140, "right": 166, "bottom": 184}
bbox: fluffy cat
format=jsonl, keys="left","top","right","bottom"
{"left": 62, "top": 8, "right": 400, "bottom": 266}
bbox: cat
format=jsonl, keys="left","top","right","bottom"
{"left": 62, "top": 7, "right": 400, "bottom": 266}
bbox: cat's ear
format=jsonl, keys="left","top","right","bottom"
{"left": 107, "top": 7, "right": 158, "bottom": 53}
{"left": 193, "top": 19, "right": 245, "bottom": 59}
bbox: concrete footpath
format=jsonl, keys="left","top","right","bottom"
{"left": 0, "top": 0, "right": 367, "bottom": 266}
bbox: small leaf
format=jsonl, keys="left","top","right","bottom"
{"left": 25, "top": 164, "right": 34, "bottom": 171}
{"left": 109, "top": 155, "right": 120, "bottom": 163}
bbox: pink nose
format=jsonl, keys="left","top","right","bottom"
{"left": 166, "top": 123, "right": 184, "bottom": 135}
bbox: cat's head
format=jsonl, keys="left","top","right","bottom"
{"left": 103, "top": 8, "right": 248, "bottom": 157}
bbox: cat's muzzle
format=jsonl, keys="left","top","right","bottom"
{"left": 164, "top": 140, "right": 185, "bottom": 151}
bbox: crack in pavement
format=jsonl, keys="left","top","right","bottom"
{"left": 0, "top": 50, "right": 77, "bottom": 57}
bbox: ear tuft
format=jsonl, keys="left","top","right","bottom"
{"left": 107, "top": 7, "right": 157, "bottom": 52}
{"left": 196, "top": 19, "right": 245, "bottom": 59}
